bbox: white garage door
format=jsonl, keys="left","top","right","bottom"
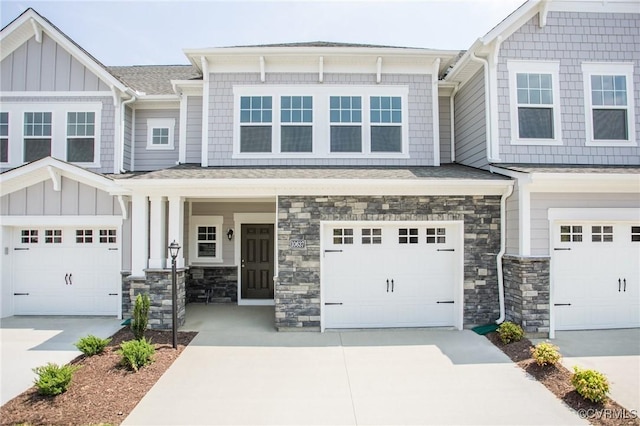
{"left": 553, "top": 222, "right": 640, "bottom": 331}
{"left": 11, "top": 226, "right": 121, "bottom": 316}
{"left": 322, "top": 222, "right": 461, "bottom": 329}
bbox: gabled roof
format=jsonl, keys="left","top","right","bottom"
{"left": 0, "top": 8, "right": 130, "bottom": 94}
{"left": 108, "top": 65, "right": 202, "bottom": 95}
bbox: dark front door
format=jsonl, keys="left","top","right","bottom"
{"left": 241, "top": 224, "right": 274, "bottom": 299}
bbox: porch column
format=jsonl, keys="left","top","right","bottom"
{"left": 148, "top": 196, "right": 166, "bottom": 269}
{"left": 166, "top": 195, "right": 185, "bottom": 268}
{"left": 130, "top": 194, "right": 149, "bottom": 276}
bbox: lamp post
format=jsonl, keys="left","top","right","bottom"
{"left": 168, "top": 240, "right": 181, "bottom": 349}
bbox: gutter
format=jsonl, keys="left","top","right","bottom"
{"left": 469, "top": 51, "right": 495, "bottom": 163}
{"left": 495, "top": 182, "right": 514, "bottom": 324}
{"left": 120, "top": 92, "right": 137, "bottom": 173}
{"left": 449, "top": 83, "right": 459, "bottom": 162}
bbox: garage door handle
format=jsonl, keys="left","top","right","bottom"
{"left": 324, "top": 302, "right": 343, "bottom": 305}
{"left": 65, "top": 273, "right": 69, "bottom": 285}
{"left": 109, "top": 293, "right": 118, "bottom": 296}
{"left": 324, "top": 249, "right": 343, "bottom": 253}
{"left": 437, "top": 301, "right": 454, "bottom": 304}
{"left": 391, "top": 279, "right": 394, "bottom": 292}
{"left": 554, "top": 248, "right": 571, "bottom": 251}
{"left": 437, "top": 249, "right": 455, "bottom": 252}
{"left": 14, "top": 293, "right": 29, "bottom": 296}
{"left": 386, "top": 279, "right": 389, "bottom": 292}
{"left": 619, "top": 278, "right": 621, "bottom": 292}
{"left": 14, "top": 248, "right": 29, "bottom": 251}
{"left": 623, "top": 278, "right": 626, "bottom": 292}
{"left": 554, "top": 303, "right": 571, "bottom": 306}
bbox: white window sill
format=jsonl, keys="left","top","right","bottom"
{"left": 146, "top": 145, "right": 175, "bottom": 151}
{"left": 585, "top": 140, "right": 636, "bottom": 147}
{"left": 510, "top": 138, "right": 563, "bottom": 146}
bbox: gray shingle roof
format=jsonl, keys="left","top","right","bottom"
{"left": 108, "top": 65, "right": 202, "bottom": 95}
{"left": 493, "top": 164, "right": 640, "bottom": 174}
{"left": 113, "top": 164, "right": 509, "bottom": 181}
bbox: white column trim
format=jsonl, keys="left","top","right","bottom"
{"left": 167, "top": 196, "right": 185, "bottom": 268}
{"left": 148, "top": 196, "right": 166, "bottom": 269}
{"left": 130, "top": 194, "right": 149, "bottom": 276}
{"left": 200, "top": 57, "right": 210, "bottom": 167}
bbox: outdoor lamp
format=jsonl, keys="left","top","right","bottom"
{"left": 168, "top": 240, "right": 181, "bottom": 260}
{"left": 168, "top": 240, "right": 181, "bottom": 349}
{"left": 227, "top": 229, "right": 234, "bottom": 240}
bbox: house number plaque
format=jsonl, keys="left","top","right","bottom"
{"left": 289, "top": 240, "right": 306, "bottom": 249}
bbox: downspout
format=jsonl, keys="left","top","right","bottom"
{"left": 495, "top": 183, "right": 514, "bottom": 324}
{"left": 120, "top": 92, "right": 137, "bottom": 173}
{"left": 469, "top": 51, "right": 494, "bottom": 163}
{"left": 449, "top": 83, "right": 459, "bottom": 162}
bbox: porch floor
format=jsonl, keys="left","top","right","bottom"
{"left": 182, "top": 303, "right": 276, "bottom": 334}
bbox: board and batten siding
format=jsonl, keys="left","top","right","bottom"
{"left": 187, "top": 202, "right": 276, "bottom": 266}
{"left": 133, "top": 109, "right": 180, "bottom": 171}
{"left": 206, "top": 72, "right": 434, "bottom": 167}
{"left": 530, "top": 192, "right": 640, "bottom": 256}
{"left": 438, "top": 96, "right": 452, "bottom": 164}
{"left": 0, "top": 33, "right": 111, "bottom": 92}
{"left": 454, "top": 69, "right": 488, "bottom": 169}
{"left": 497, "top": 11, "right": 640, "bottom": 165}
{"left": 186, "top": 96, "right": 203, "bottom": 164}
{"left": 122, "top": 105, "right": 133, "bottom": 171}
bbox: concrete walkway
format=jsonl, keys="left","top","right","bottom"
{"left": 0, "top": 315, "right": 122, "bottom": 405}
{"left": 533, "top": 329, "right": 640, "bottom": 413}
{"left": 124, "top": 305, "right": 585, "bottom": 425}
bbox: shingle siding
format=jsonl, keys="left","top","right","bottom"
{"left": 454, "top": 69, "right": 488, "bottom": 169}
{"left": 123, "top": 105, "right": 133, "bottom": 171}
{"left": 497, "top": 11, "right": 640, "bottom": 165}
{"left": 133, "top": 108, "right": 180, "bottom": 171}
{"left": 185, "top": 96, "right": 203, "bottom": 164}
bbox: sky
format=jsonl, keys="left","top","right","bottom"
{"left": 1, "top": 0, "right": 526, "bottom": 66}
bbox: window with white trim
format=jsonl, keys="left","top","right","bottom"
{"left": 632, "top": 226, "right": 640, "bottom": 242}
{"left": 281, "top": 96, "right": 312, "bottom": 153}
{"left": 560, "top": 225, "right": 583, "bottom": 242}
{"left": 399, "top": 228, "right": 418, "bottom": 244}
{"left": 44, "top": 229, "right": 62, "bottom": 244}
{"left": 362, "top": 228, "right": 382, "bottom": 244}
{"left": 147, "top": 118, "right": 175, "bottom": 150}
{"left": 591, "top": 225, "right": 613, "bottom": 243}
{"left": 582, "top": 63, "right": 636, "bottom": 146}
{"left": 24, "top": 112, "right": 52, "bottom": 162}
{"left": 67, "top": 112, "right": 95, "bottom": 162}
{"left": 240, "top": 96, "right": 272, "bottom": 153}
{"left": 76, "top": 229, "right": 93, "bottom": 243}
{"left": 370, "top": 96, "right": 402, "bottom": 152}
{"left": 99, "top": 229, "right": 117, "bottom": 243}
{"left": 507, "top": 61, "right": 561, "bottom": 145}
{"left": 0, "top": 112, "right": 8, "bottom": 163}
{"left": 333, "top": 228, "right": 354, "bottom": 244}
{"left": 330, "top": 96, "right": 362, "bottom": 153}
{"left": 20, "top": 229, "right": 38, "bottom": 244}
{"left": 189, "top": 216, "right": 224, "bottom": 263}
{"left": 426, "top": 228, "right": 446, "bottom": 244}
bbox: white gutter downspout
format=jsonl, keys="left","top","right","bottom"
{"left": 449, "top": 83, "right": 459, "bottom": 163}
{"left": 495, "top": 183, "right": 514, "bottom": 324}
{"left": 469, "top": 51, "right": 494, "bottom": 163}
{"left": 120, "top": 93, "right": 137, "bottom": 173}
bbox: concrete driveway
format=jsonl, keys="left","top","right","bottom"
{"left": 0, "top": 316, "right": 123, "bottom": 405}
{"left": 533, "top": 329, "right": 640, "bottom": 413}
{"left": 124, "top": 305, "right": 585, "bottom": 425}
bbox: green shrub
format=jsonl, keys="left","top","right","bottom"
{"left": 75, "top": 334, "right": 112, "bottom": 356}
{"left": 131, "top": 293, "right": 151, "bottom": 340}
{"left": 33, "top": 363, "right": 81, "bottom": 396}
{"left": 497, "top": 321, "right": 524, "bottom": 344}
{"left": 119, "top": 338, "right": 155, "bottom": 372}
{"left": 571, "top": 366, "right": 609, "bottom": 403}
{"left": 530, "top": 342, "right": 561, "bottom": 366}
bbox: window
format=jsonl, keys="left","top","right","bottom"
{"left": 582, "top": 63, "right": 635, "bottom": 146}
{"left": 0, "top": 112, "right": 8, "bottom": 162}
{"left": 67, "top": 112, "right": 95, "bottom": 162}
{"left": 189, "top": 216, "right": 223, "bottom": 263}
{"left": 330, "top": 96, "right": 362, "bottom": 152}
{"left": 426, "top": 228, "right": 446, "bottom": 244}
{"left": 44, "top": 229, "right": 62, "bottom": 244}
{"left": 399, "top": 228, "right": 418, "bottom": 244}
{"left": 240, "top": 96, "right": 272, "bottom": 153}
{"left": 508, "top": 61, "right": 561, "bottom": 145}
{"left": 333, "top": 228, "right": 354, "bottom": 244}
{"left": 24, "top": 112, "right": 52, "bottom": 162}
{"left": 370, "top": 96, "right": 402, "bottom": 152}
{"left": 99, "top": 229, "right": 117, "bottom": 243}
{"left": 20, "top": 229, "right": 38, "bottom": 244}
{"left": 281, "top": 96, "right": 312, "bottom": 153}
{"left": 560, "top": 225, "right": 583, "bottom": 242}
{"left": 76, "top": 229, "right": 93, "bottom": 243}
{"left": 591, "top": 225, "right": 613, "bottom": 243}
{"left": 632, "top": 226, "right": 640, "bottom": 242}
{"left": 146, "top": 118, "right": 175, "bottom": 150}
{"left": 362, "top": 228, "right": 382, "bottom": 244}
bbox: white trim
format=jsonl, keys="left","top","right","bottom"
{"left": 148, "top": 196, "right": 167, "bottom": 269}
{"left": 189, "top": 215, "right": 224, "bottom": 264}
{"left": 200, "top": 57, "right": 210, "bottom": 167}
{"left": 581, "top": 62, "right": 636, "bottom": 147}
{"left": 130, "top": 194, "right": 149, "bottom": 277}
{"left": 233, "top": 213, "right": 277, "bottom": 306}
{"left": 0, "top": 215, "right": 123, "bottom": 226}
{"left": 1, "top": 91, "right": 114, "bottom": 98}
{"left": 146, "top": 118, "right": 175, "bottom": 150}
{"left": 432, "top": 58, "right": 441, "bottom": 166}
{"left": 167, "top": 196, "right": 185, "bottom": 268}
{"left": 507, "top": 60, "right": 562, "bottom": 146}
{"left": 548, "top": 208, "right": 640, "bottom": 223}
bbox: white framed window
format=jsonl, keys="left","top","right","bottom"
{"left": 146, "top": 118, "right": 175, "bottom": 150}
{"left": 44, "top": 229, "right": 63, "bottom": 244}
{"left": 20, "top": 229, "right": 38, "bottom": 244}
{"left": 76, "top": 229, "right": 93, "bottom": 243}
{"left": 507, "top": 61, "right": 562, "bottom": 145}
{"left": 67, "top": 112, "right": 96, "bottom": 163}
{"left": 233, "top": 85, "right": 409, "bottom": 159}
{"left": 332, "top": 228, "right": 354, "bottom": 245}
{"left": 0, "top": 112, "right": 8, "bottom": 163}
{"left": 398, "top": 228, "right": 419, "bottom": 244}
{"left": 1, "top": 102, "right": 102, "bottom": 168}
{"left": 189, "top": 216, "right": 224, "bottom": 263}
{"left": 581, "top": 63, "right": 636, "bottom": 147}
{"left": 560, "top": 225, "right": 583, "bottom": 242}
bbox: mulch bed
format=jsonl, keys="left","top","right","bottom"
{"left": 486, "top": 332, "right": 640, "bottom": 426}
{"left": 0, "top": 328, "right": 197, "bottom": 426}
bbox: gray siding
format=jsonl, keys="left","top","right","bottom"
{"left": 188, "top": 201, "right": 276, "bottom": 266}
{"left": 0, "top": 96, "right": 116, "bottom": 173}
{"left": 123, "top": 105, "right": 133, "bottom": 171}
{"left": 530, "top": 192, "right": 640, "bottom": 255}
{"left": 454, "top": 69, "right": 488, "bottom": 169}
{"left": 497, "top": 11, "right": 640, "bottom": 165}
{"left": 186, "top": 96, "right": 203, "bottom": 164}
{"left": 0, "top": 33, "right": 110, "bottom": 92}
{"left": 207, "top": 72, "right": 434, "bottom": 166}
{"left": 133, "top": 109, "right": 180, "bottom": 171}
{"left": 438, "top": 96, "right": 451, "bottom": 164}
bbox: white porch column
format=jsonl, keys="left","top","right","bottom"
{"left": 131, "top": 194, "right": 149, "bottom": 276}
{"left": 148, "top": 196, "right": 166, "bottom": 269}
{"left": 167, "top": 195, "right": 185, "bottom": 268}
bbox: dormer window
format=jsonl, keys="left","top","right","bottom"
{"left": 146, "top": 118, "right": 175, "bottom": 150}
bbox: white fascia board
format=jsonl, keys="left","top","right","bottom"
{"left": 528, "top": 173, "right": 640, "bottom": 193}
{"left": 0, "top": 215, "right": 123, "bottom": 226}
{"left": 116, "top": 178, "right": 512, "bottom": 197}
{"left": 479, "top": 0, "right": 542, "bottom": 47}
{"left": 132, "top": 96, "right": 180, "bottom": 110}
{"left": 547, "top": 0, "right": 640, "bottom": 13}
{"left": 171, "top": 80, "right": 203, "bottom": 96}
{"left": 443, "top": 39, "right": 484, "bottom": 83}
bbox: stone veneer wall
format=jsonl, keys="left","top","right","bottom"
{"left": 276, "top": 195, "right": 502, "bottom": 330}
{"left": 502, "top": 255, "right": 550, "bottom": 336}
{"left": 122, "top": 270, "right": 186, "bottom": 330}
{"left": 186, "top": 266, "right": 238, "bottom": 304}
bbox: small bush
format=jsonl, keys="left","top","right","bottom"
{"left": 131, "top": 293, "right": 151, "bottom": 340}
{"left": 119, "top": 338, "right": 155, "bottom": 372}
{"left": 531, "top": 342, "right": 561, "bottom": 366}
{"left": 571, "top": 366, "right": 609, "bottom": 403}
{"left": 33, "top": 363, "right": 81, "bottom": 396}
{"left": 497, "top": 321, "right": 524, "bottom": 344}
{"left": 75, "top": 334, "right": 112, "bottom": 356}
